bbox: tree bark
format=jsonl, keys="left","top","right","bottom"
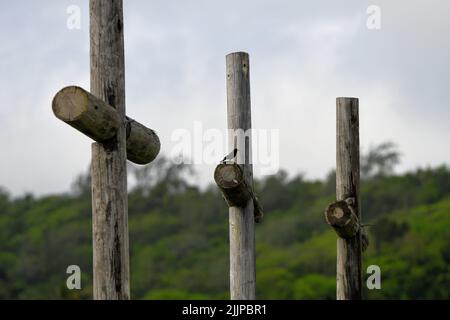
{"left": 335, "top": 97, "right": 362, "bottom": 300}
{"left": 214, "top": 163, "right": 252, "bottom": 207}
{"left": 214, "top": 163, "right": 263, "bottom": 223}
{"left": 90, "top": 0, "right": 130, "bottom": 300}
{"left": 226, "top": 52, "right": 256, "bottom": 300}
{"left": 52, "top": 85, "right": 119, "bottom": 141}
{"left": 125, "top": 118, "right": 160, "bottom": 165}
{"left": 325, "top": 199, "right": 360, "bottom": 239}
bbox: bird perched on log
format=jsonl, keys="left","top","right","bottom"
{"left": 221, "top": 148, "right": 238, "bottom": 164}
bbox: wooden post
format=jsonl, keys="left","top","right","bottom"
{"left": 53, "top": 0, "right": 160, "bottom": 300}
{"left": 335, "top": 97, "right": 362, "bottom": 300}
{"left": 226, "top": 52, "right": 256, "bottom": 300}
{"left": 90, "top": 0, "right": 129, "bottom": 300}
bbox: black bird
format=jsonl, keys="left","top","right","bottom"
{"left": 221, "top": 148, "right": 238, "bottom": 163}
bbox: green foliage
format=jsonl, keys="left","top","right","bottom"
{"left": 361, "top": 142, "right": 401, "bottom": 179}
{"left": 257, "top": 267, "right": 294, "bottom": 299}
{"left": 293, "top": 274, "right": 335, "bottom": 300}
{"left": 371, "top": 217, "right": 409, "bottom": 253}
{"left": 0, "top": 151, "right": 449, "bottom": 299}
{"left": 144, "top": 289, "right": 208, "bottom": 300}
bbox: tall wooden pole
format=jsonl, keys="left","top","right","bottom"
{"left": 335, "top": 97, "right": 362, "bottom": 300}
{"left": 226, "top": 52, "right": 256, "bottom": 300}
{"left": 90, "top": 0, "right": 130, "bottom": 300}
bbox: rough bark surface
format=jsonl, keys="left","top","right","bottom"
{"left": 53, "top": 86, "right": 160, "bottom": 164}
{"left": 90, "top": 0, "right": 130, "bottom": 300}
{"left": 214, "top": 163, "right": 263, "bottom": 223}
{"left": 226, "top": 52, "right": 256, "bottom": 300}
{"left": 325, "top": 199, "right": 360, "bottom": 238}
{"left": 52, "top": 86, "right": 120, "bottom": 141}
{"left": 214, "top": 164, "right": 252, "bottom": 207}
{"left": 335, "top": 97, "right": 362, "bottom": 300}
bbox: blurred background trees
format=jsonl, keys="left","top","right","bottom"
{"left": 0, "top": 141, "right": 449, "bottom": 299}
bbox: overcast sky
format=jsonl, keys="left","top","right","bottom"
{"left": 1, "top": 0, "right": 450, "bottom": 196}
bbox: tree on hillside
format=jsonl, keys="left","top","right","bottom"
{"left": 361, "top": 142, "right": 401, "bottom": 179}
{"left": 71, "top": 167, "right": 91, "bottom": 197}
{"left": 129, "top": 156, "right": 195, "bottom": 196}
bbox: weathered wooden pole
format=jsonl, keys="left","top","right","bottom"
{"left": 90, "top": 0, "right": 129, "bottom": 300}
{"left": 52, "top": 0, "right": 160, "bottom": 300}
{"left": 333, "top": 97, "right": 362, "bottom": 300}
{"left": 226, "top": 52, "right": 256, "bottom": 300}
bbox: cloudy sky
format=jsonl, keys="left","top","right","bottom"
{"left": 1, "top": 0, "right": 449, "bottom": 196}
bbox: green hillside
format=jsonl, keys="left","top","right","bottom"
{"left": 0, "top": 151, "right": 449, "bottom": 299}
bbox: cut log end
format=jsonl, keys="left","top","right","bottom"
{"left": 214, "top": 163, "right": 263, "bottom": 223}
{"left": 52, "top": 86, "right": 160, "bottom": 165}
{"left": 52, "top": 85, "right": 120, "bottom": 142}
{"left": 52, "top": 86, "right": 89, "bottom": 122}
{"left": 325, "top": 199, "right": 360, "bottom": 238}
{"left": 214, "top": 164, "right": 250, "bottom": 207}
{"left": 215, "top": 163, "right": 243, "bottom": 189}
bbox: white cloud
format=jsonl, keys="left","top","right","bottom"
{"left": 1, "top": 0, "right": 449, "bottom": 196}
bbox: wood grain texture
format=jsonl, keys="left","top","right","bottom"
{"left": 226, "top": 52, "right": 256, "bottom": 300}
{"left": 325, "top": 199, "right": 360, "bottom": 239}
{"left": 335, "top": 97, "right": 362, "bottom": 300}
{"left": 214, "top": 163, "right": 252, "bottom": 207}
{"left": 52, "top": 86, "right": 160, "bottom": 164}
{"left": 90, "top": 0, "right": 130, "bottom": 300}
{"left": 125, "top": 118, "right": 160, "bottom": 165}
{"left": 214, "top": 163, "right": 263, "bottom": 223}
{"left": 52, "top": 86, "right": 119, "bottom": 141}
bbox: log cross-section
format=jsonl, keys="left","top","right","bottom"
{"left": 325, "top": 198, "right": 369, "bottom": 252}
{"left": 325, "top": 198, "right": 360, "bottom": 239}
{"left": 214, "top": 163, "right": 263, "bottom": 222}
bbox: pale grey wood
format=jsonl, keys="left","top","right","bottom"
{"left": 52, "top": 86, "right": 119, "bottom": 141}
{"left": 90, "top": 0, "right": 129, "bottom": 300}
{"left": 52, "top": 86, "right": 160, "bottom": 165}
{"left": 325, "top": 198, "right": 360, "bottom": 239}
{"left": 335, "top": 97, "right": 362, "bottom": 300}
{"left": 214, "top": 163, "right": 252, "bottom": 207}
{"left": 226, "top": 52, "right": 256, "bottom": 300}
{"left": 214, "top": 163, "right": 263, "bottom": 222}
{"left": 125, "top": 118, "right": 160, "bottom": 165}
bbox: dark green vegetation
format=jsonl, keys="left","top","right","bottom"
{"left": 0, "top": 143, "right": 449, "bottom": 299}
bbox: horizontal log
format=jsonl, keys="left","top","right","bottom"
{"left": 214, "top": 163, "right": 263, "bottom": 223}
{"left": 325, "top": 198, "right": 360, "bottom": 238}
{"left": 52, "top": 86, "right": 119, "bottom": 141}
{"left": 52, "top": 86, "right": 160, "bottom": 165}
{"left": 125, "top": 118, "right": 160, "bottom": 165}
{"left": 215, "top": 164, "right": 251, "bottom": 206}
